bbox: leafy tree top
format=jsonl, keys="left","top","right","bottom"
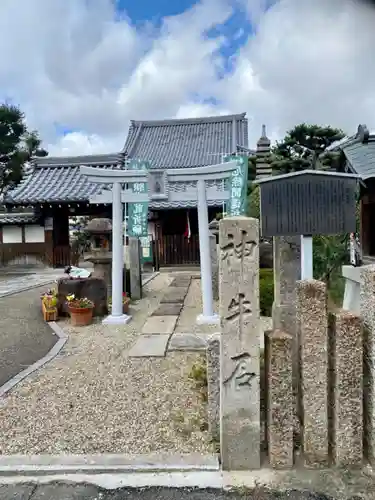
{"left": 0, "top": 103, "right": 47, "bottom": 197}
{"left": 270, "top": 123, "right": 345, "bottom": 174}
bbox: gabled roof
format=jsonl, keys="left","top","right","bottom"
{"left": 326, "top": 124, "right": 375, "bottom": 180}
{"left": 122, "top": 113, "right": 249, "bottom": 168}
{"left": 5, "top": 113, "right": 249, "bottom": 206}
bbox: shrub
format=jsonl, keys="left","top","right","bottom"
{"left": 259, "top": 268, "right": 274, "bottom": 317}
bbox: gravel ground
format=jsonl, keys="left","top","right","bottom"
{"left": 0, "top": 286, "right": 57, "bottom": 387}
{"left": 0, "top": 273, "right": 213, "bottom": 455}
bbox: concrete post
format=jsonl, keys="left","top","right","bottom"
{"left": 103, "top": 182, "right": 131, "bottom": 324}
{"left": 197, "top": 178, "right": 218, "bottom": 325}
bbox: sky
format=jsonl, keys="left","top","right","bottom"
{"left": 0, "top": 0, "right": 374, "bottom": 156}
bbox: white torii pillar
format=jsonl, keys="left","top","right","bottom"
{"left": 80, "top": 166, "right": 149, "bottom": 325}
{"left": 166, "top": 161, "right": 238, "bottom": 325}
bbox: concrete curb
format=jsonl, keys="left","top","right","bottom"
{"left": 0, "top": 453, "right": 219, "bottom": 476}
{"left": 0, "top": 321, "right": 68, "bottom": 399}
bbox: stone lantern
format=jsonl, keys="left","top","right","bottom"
{"left": 85, "top": 217, "right": 113, "bottom": 295}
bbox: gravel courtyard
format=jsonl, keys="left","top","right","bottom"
{"left": 0, "top": 273, "right": 213, "bottom": 455}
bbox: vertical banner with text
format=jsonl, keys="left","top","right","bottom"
{"left": 127, "top": 159, "right": 153, "bottom": 263}
{"left": 224, "top": 155, "right": 249, "bottom": 216}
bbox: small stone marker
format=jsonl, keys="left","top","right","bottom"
{"left": 207, "top": 333, "right": 220, "bottom": 442}
{"left": 329, "top": 310, "right": 363, "bottom": 466}
{"left": 360, "top": 265, "right": 375, "bottom": 462}
{"left": 219, "top": 216, "right": 260, "bottom": 470}
{"left": 209, "top": 232, "right": 219, "bottom": 301}
{"left": 129, "top": 237, "right": 142, "bottom": 300}
{"left": 296, "top": 279, "right": 329, "bottom": 467}
{"left": 272, "top": 236, "right": 301, "bottom": 335}
{"left": 265, "top": 329, "right": 293, "bottom": 469}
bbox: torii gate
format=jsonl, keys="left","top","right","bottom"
{"left": 80, "top": 160, "right": 238, "bottom": 325}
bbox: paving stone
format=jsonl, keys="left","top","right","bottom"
{"left": 170, "top": 277, "right": 191, "bottom": 287}
{"left": 168, "top": 333, "right": 208, "bottom": 351}
{"left": 160, "top": 287, "right": 188, "bottom": 303}
{"left": 152, "top": 303, "right": 183, "bottom": 316}
{"left": 141, "top": 316, "right": 178, "bottom": 334}
{"left": 128, "top": 334, "right": 171, "bottom": 357}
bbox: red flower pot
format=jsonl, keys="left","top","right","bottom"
{"left": 68, "top": 305, "right": 94, "bottom": 326}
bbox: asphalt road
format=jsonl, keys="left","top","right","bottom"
{"left": 0, "top": 285, "right": 57, "bottom": 388}
{"left": 0, "top": 484, "right": 357, "bottom": 500}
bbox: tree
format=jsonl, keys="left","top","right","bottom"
{"left": 0, "top": 103, "right": 47, "bottom": 197}
{"left": 270, "top": 123, "right": 345, "bottom": 174}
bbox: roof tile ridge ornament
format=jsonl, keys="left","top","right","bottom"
{"left": 30, "top": 152, "right": 124, "bottom": 169}
{"left": 357, "top": 124, "right": 370, "bottom": 144}
{"left": 128, "top": 112, "right": 247, "bottom": 128}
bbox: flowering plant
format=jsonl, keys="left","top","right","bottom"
{"left": 108, "top": 292, "right": 128, "bottom": 306}
{"left": 66, "top": 294, "right": 94, "bottom": 309}
{"left": 41, "top": 288, "right": 57, "bottom": 308}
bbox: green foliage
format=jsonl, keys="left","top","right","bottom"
{"left": 313, "top": 234, "right": 349, "bottom": 285}
{"left": 259, "top": 268, "right": 274, "bottom": 316}
{"left": 271, "top": 123, "right": 345, "bottom": 174}
{"left": 247, "top": 184, "right": 260, "bottom": 219}
{"left": 0, "top": 103, "right": 47, "bottom": 195}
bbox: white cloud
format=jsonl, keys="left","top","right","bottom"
{"left": 0, "top": 0, "right": 374, "bottom": 155}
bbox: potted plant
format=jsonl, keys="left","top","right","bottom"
{"left": 66, "top": 294, "right": 94, "bottom": 326}
{"left": 108, "top": 292, "right": 130, "bottom": 314}
{"left": 41, "top": 288, "right": 58, "bottom": 322}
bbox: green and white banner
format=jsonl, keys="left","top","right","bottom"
{"left": 224, "top": 155, "right": 248, "bottom": 216}
{"left": 127, "top": 159, "right": 153, "bottom": 263}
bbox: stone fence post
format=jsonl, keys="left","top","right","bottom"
{"left": 329, "top": 310, "right": 363, "bottom": 466}
{"left": 296, "top": 279, "right": 329, "bottom": 467}
{"left": 360, "top": 265, "right": 375, "bottom": 463}
{"left": 219, "top": 216, "right": 260, "bottom": 470}
{"left": 265, "top": 329, "right": 293, "bottom": 468}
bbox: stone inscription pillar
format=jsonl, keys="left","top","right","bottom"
{"left": 129, "top": 237, "right": 142, "bottom": 300}
{"left": 265, "top": 329, "right": 294, "bottom": 469}
{"left": 219, "top": 216, "right": 260, "bottom": 470}
{"left": 329, "top": 310, "right": 363, "bottom": 466}
{"left": 296, "top": 279, "right": 329, "bottom": 467}
{"left": 209, "top": 232, "right": 219, "bottom": 301}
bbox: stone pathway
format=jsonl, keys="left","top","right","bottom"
{"left": 129, "top": 273, "right": 272, "bottom": 358}
{"left": 129, "top": 274, "right": 191, "bottom": 358}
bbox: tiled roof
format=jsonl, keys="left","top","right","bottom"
{"left": 0, "top": 212, "right": 38, "bottom": 224}
{"left": 123, "top": 113, "right": 249, "bottom": 168}
{"left": 343, "top": 141, "right": 375, "bottom": 180}
{"left": 326, "top": 124, "right": 375, "bottom": 180}
{"left": 5, "top": 113, "right": 248, "bottom": 206}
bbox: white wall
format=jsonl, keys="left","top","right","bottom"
{"left": 2, "top": 226, "right": 22, "bottom": 244}
{"left": 25, "top": 225, "right": 45, "bottom": 243}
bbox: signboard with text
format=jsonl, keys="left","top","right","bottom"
{"left": 224, "top": 155, "right": 248, "bottom": 216}
{"left": 127, "top": 159, "right": 153, "bottom": 263}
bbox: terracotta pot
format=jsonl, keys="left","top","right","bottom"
{"left": 68, "top": 305, "right": 94, "bottom": 326}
